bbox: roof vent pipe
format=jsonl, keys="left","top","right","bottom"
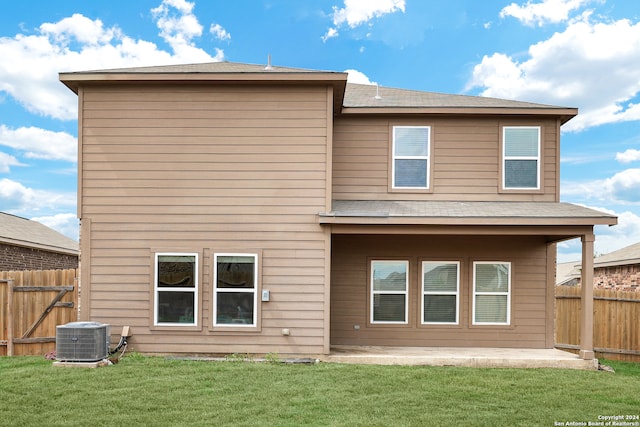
{"left": 264, "top": 54, "right": 273, "bottom": 71}
{"left": 374, "top": 84, "right": 382, "bottom": 100}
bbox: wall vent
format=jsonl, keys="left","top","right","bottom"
{"left": 56, "top": 322, "right": 110, "bottom": 362}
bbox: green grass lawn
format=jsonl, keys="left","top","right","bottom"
{"left": 1, "top": 354, "right": 639, "bottom": 427}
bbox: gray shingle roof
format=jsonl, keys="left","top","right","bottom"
{"left": 0, "top": 213, "right": 78, "bottom": 255}
{"left": 320, "top": 200, "right": 617, "bottom": 226}
{"left": 67, "top": 61, "right": 338, "bottom": 75}
{"left": 60, "top": 61, "right": 575, "bottom": 114}
{"left": 344, "top": 83, "right": 569, "bottom": 109}
{"left": 593, "top": 242, "right": 640, "bottom": 267}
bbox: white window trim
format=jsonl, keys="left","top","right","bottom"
{"left": 472, "top": 261, "right": 511, "bottom": 326}
{"left": 213, "top": 253, "right": 258, "bottom": 328}
{"left": 421, "top": 261, "right": 460, "bottom": 325}
{"left": 392, "top": 126, "right": 431, "bottom": 189}
{"left": 502, "top": 126, "right": 540, "bottom": 190}
{"left": 154, "top": 252, "right": 199, "bottom": 327}
{"left": 370, "top": 260, "right": 409, "bottom": 324}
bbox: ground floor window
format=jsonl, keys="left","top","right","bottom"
{"left": 371, "top": 260, "right": 408, "bottom": 324}
{"left": 214, "top": 253, "right": 257, "bottom": 327}
{"left": 422, "top": 261, "right": 459, "bottom": 324}
{"left": 154, "top": 253, "right": 198, "bottom": 326}
{"left": 473, "top": 262, "right": 511, "bottom": 325}
{"left": 367, "top": 259, "right": 512, "bottom": 327}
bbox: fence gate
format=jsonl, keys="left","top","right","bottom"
{"left": 0, "top": 269, "right": 77, "bottom": 356}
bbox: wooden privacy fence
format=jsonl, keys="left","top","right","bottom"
{"left": 555, "top": 286, "right": 640, "bottom": 362}
{"left": 0, "top": 269, "right": 77, "bottom": 356}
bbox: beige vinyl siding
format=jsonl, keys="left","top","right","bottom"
{"left": 80, "top": 84, "right": 330, "bottom": 355}
{"left": 330, "top": 234, "right": 551, "bottom": 348}
{"left": 332, "top": 116, "right": 559, "bottom": 201}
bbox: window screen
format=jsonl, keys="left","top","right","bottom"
{"left": 214, "top": 254, "right": 257, "bottom": 326}
{"left": 371, "top": 260, "right": 408, "bottom": 323}
{"left": 393, "top": 126, "right": 430, "bottom": 189}
{"left": 503, "top": 127, "right": 540, "bottom": 189}
{"left": 473, "top": 262, "right": 511, "bottom": 325}
{"left": 422, "top": 262, "right": 459, "bottom": 324}
{"left": 155, "top": 254, "right": 198, "bottom": 325}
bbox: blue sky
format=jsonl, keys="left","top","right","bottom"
{"left": 1, "top": 0, "right": 639, "bottom": 262}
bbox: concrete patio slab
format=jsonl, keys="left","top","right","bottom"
{"left": 321, "top": 346, "right": 598, "bottom": 370}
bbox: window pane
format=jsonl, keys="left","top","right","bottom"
{"left": 395, "top": 127, "right": 429, "bottom": 156}
{"left": 157, "top": 256, "right": 195, "bottom": 288}
{"left": 157, "top": 291, "right": 194, "bottom": 323}
{"left": 373, "top": 294, "right": 406, "bottom": 322}
{"left": 504, "top": 128, "right": 538, "bottom": 156}
{"left": 424, "top": 295, "right": 456, "bottom": 323}
{"left": 505, "top": 160, "right": 537, "bottom": 188}
{"left": 475, "top": 295, "right": 508, "bottom": 323}
{"left": 217, "top": 256, "right": 255, "bottom": 289}
{"left": 372, "top": 261, "right": 407, "bottom": 291}
{"left": 395, "top": 159, "right": 427, "bottom": 187}
{"left": 475, "top": 263, "right": 509, "bottom": 292}
{"left": 423, "top": 263, "right": 457, "bottom": 292}
{"left": 216, "top": 292, "right": 254, "bottom": 324}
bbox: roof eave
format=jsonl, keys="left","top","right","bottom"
{"left": 59, "top": 71, "right": 348, "bottom": 114}
{"left": 0, "top": 236, "right": 79, "bottom": 256}
{"left": 594, "top": 258, "right": 640, "bottom": 268}
{"left": 340, "top": 106, "right": 578, "bottom": 124}
{"left": 59, "top": 71, "right": 348, "bottom": 91}
{"left": 318, "top": 215, "right": 617, "bottom": 227}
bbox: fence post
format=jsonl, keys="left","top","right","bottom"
{"left": 7, "top": 279, "right": 14, "bottom": 356}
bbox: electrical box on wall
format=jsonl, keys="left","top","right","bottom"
{"left": 261, "top": 290, "right": 270, "bottom": 301}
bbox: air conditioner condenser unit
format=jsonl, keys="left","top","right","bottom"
{"left": 56, "top": 322, "right": 110, "bottom": 362}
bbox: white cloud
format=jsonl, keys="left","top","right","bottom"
{"left": 0, "top": 125, "right": 76, "bottom": 162}
{"left": 31, "top": 212, "right": 79, "bottom": 241}
{"left": 0, "top": 178, "right": 75, "bottom": 212}
{"left": 562, "top": 168, "right": 640, "bottom": 205}
{"left": 500, "top": 0, "right": 590, "bottom": 27}
{"left": 210, "top": 23, "right": 231, "bottom": 41}
{"left": 323, "top": 0, "right": 405, "bottom": 40}
{"left": 151, "top": 0, "right": 213, "bottom": 59}
{"left": 467, "top": 15, "right": 640, "bottom": 131}
{"left": 0, "top": 152, "right": 25, "bottom": 173}
{"left": 321, "top": 27, "right": 339, "bottom": 42}
{"left": 345, "top": 69, "right": 377, "bottom": 85}
{"left": 557, "top": 207, "right": 640, "bottom": 262}
{"left": 0, "top": 2, "right": 224, "bottom": 121}
{"left": 616, "top": 149, "right": 640, "bottom": 163}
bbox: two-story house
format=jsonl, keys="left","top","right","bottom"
{"left": 60, "top": 62, "right": 616, "bottom": 360}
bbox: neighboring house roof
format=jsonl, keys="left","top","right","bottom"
{"left": 59, "top": 61, "right": 577, "bottom": 123}
{"left": 593, "top": 242, "right": 640, "bottom": 268}
{"left": 319, "top": 201, "right": 618, "bottom": 226}
{"left": 556, "top": 261, "right": 582, "bottom": 286}
{"left": 0, "top": 213, "right": 78, "bottom": 255}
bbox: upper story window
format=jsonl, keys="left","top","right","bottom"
{"left": 502, "top": 126, "right": 540, "bottom": 190}
{"left": 392, "top": 126, "right": 430, "bottom": 189}
{"left": 154, "top": 253, "right": 198, "bottom": 326}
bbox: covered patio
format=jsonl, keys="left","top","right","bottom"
{"left": 321, "top": 201, "right": 618, "bottom": 361}
{"left": 322, "top": 345, "right": 599, "bottom": 370}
